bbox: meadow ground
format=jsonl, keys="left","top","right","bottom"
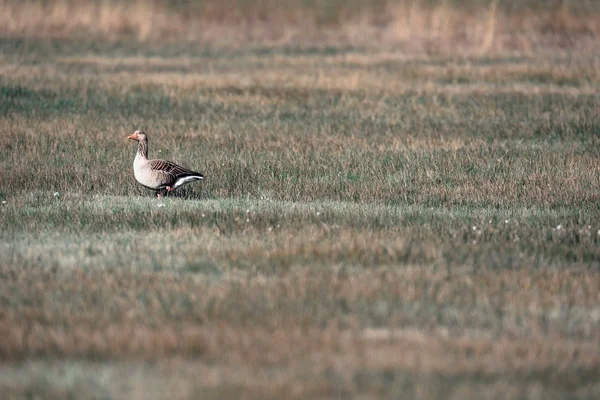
{"left": 1, "top": 1, "right": 600, "bottom": 399}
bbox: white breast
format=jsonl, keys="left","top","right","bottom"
{"left": 133, "top": 153, "right": 158, "bottom": 188}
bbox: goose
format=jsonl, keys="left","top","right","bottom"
{"left": 127, "top": 130, "right": 204, "bottom": 198}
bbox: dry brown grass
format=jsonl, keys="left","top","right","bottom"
{"left": 1, "top": 0, "right": 599, "bottom": 53}
{"left": 1, "top": 265, "right": 599, "bottom": 398}
{"left": 2, "top": 265, "right": 599, "bottom": 356}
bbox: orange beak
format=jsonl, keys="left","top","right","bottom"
{"left": 127, "top": 133, "right": 137, "bottom": 140}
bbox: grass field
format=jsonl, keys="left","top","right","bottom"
{"left": 1, "top": 1, "right": 600, "bottom": 399}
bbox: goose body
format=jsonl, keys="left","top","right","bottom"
{"left": 128, "top": 130, "right": 204, "bottom": 198}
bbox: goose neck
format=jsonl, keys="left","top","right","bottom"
{"left": 137, "top": 139, "right": 148, "bottom": 159}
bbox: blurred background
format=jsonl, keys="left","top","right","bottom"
{"left": 2, "top": 0, "right": 599, "bottom": 53}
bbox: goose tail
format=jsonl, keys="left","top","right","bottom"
{"left": 172, "top": 173, "right": 205, "bottom": 189}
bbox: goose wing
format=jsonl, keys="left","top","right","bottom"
{"left": 149, "top": 159, "right": 204, "bottom": 188}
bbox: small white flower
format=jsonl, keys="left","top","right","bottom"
{"left": 504, "top": 219, "right": 509, "bottom": 224}
{"left": 597, "top": 230, "right": 600, "bottom": 236}
{"left": 246, "top": 209, "right": 250, "bottom": 214}
{"left": 317, "top": 212, "right": 321, "bottom": 216}
{"left": 157, "top": 203, "right": 165, "bottom": 208}
{"left": 556, "top": 224, "right": 563, "bottom": 230}
{"left": 246, "top": 218, "right": 250, "bottom": 223}
{"left": 53, "top": 192, "right": 60, "bottom": 197}
{"left": 472, "top": 226, "right": 477, "bottom": 231}
{"left": 488, "top": 220, "right": 492, "bottom": 224}
{"left": 201, "top": 214, "right": 205, "bottom": 217}
{"left": 1, "top": 201, "right": 5, "bottom": 205}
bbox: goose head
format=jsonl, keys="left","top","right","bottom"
{"left": 127, "top": 130, "right": 147, "bottom": 142}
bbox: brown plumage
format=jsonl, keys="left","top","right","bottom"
{"left": 127, "top": 130, "right": 204, "bottom": 198}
